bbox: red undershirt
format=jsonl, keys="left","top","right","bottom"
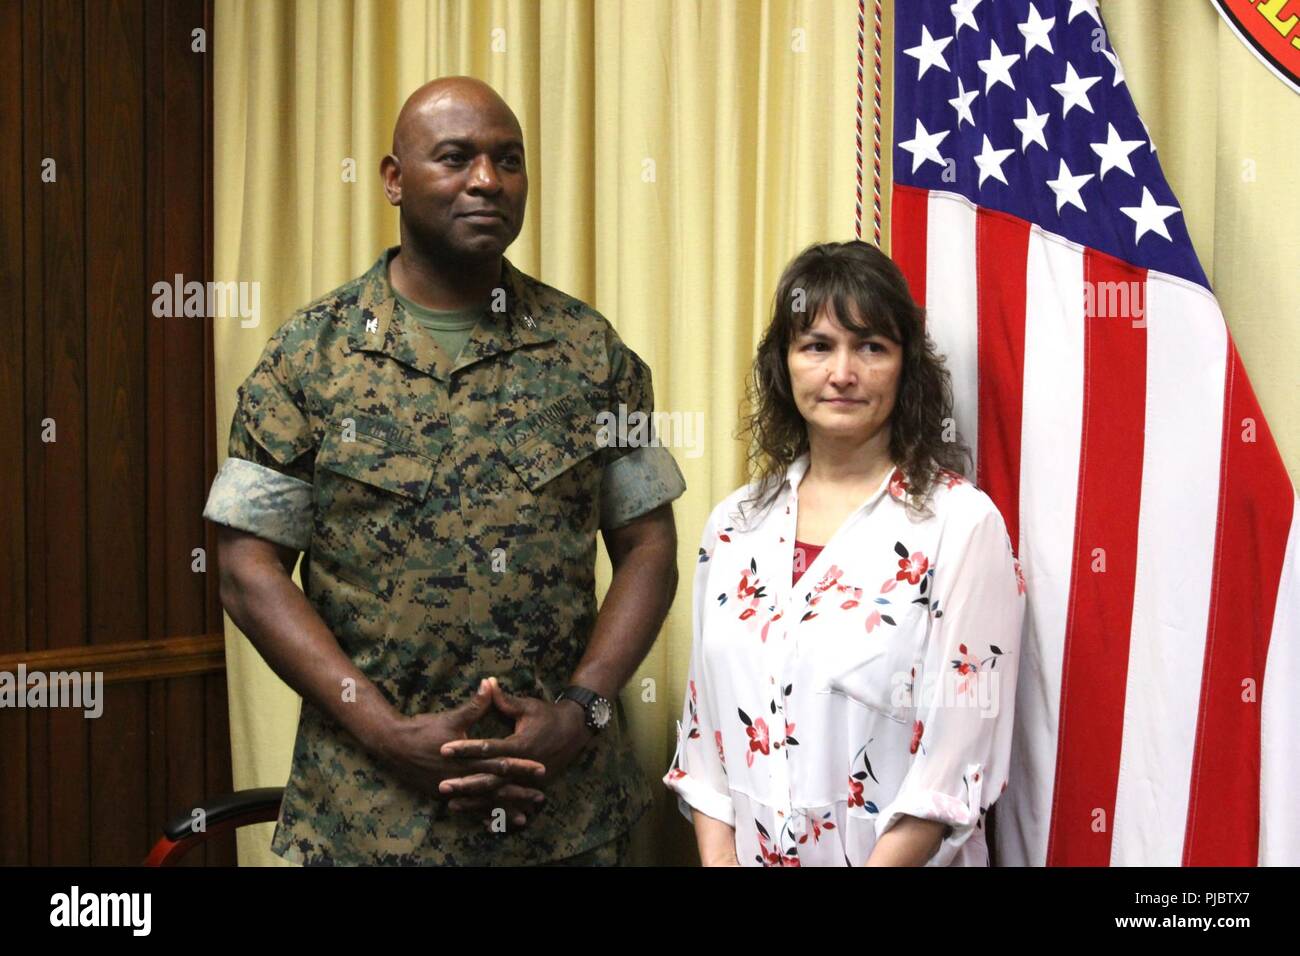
{"left": 793, "top": 540, "right": 825, "bottom": 585}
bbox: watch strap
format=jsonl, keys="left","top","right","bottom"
{"left": 556, "top": 685, "right": 598, "bottom": 709}
{"left": 557, "top": 685, "right": 611, "bottom": 731}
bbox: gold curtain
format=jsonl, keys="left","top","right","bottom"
{"left": 213, "top": 0, "right": 861, "bottom": 866}
{"left": 213, "top": 0, "right": 1298, "bottom": 866}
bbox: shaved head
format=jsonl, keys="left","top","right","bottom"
{"left": 381, "top": 76, "right": 527, "bottom": 269}
{"left": 391, "top": 76, "right": 523, "bottom": 161}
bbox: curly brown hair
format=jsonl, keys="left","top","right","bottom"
{"left": 739, "top": 240, "right": 969, "bottom": 522}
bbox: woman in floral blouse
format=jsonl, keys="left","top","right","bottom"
{"left": 664, "top": 241, "right": 1025, "bottom": 866}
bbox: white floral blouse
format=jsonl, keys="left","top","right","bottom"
{"left": 664, "top": 454, "right": 1026, "bottom": 866}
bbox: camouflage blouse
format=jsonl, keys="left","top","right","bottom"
{"left": 204, "top": 247, "right": 686, "bottom": 864}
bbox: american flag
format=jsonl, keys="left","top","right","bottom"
{"left": 889, "top": 0, "right": 1298, "bottom": 865}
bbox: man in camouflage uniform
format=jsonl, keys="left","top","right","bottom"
{"left": 204, "top": 77, "right": 685, "bottom": 865}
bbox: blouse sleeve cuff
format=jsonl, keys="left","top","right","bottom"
{"left": 873, "top": 766, "right": 985, "bottom": 865}
{"left": 663, "top": 768, "right": 736, "bottom": 827}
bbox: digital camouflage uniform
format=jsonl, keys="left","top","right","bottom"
{"left": 204, "top": 247, "right": 685, "bottom": 865}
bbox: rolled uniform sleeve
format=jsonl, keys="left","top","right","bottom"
{"left": 203, "top": 327, "right": 318, "bottom": 552}
{"left": 872, "top": 501, "right": 1025, "bottom": 866}
{"left": 663, "top": 506, "right": 735, "bottom": 826}
{"left": 598, "top": 334, "right": 686, "bottom": 530}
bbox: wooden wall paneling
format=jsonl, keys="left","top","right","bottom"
{"left": 146, "top": 676, "right": 167, "bottom": 857}
{"left": 200, "top": 0, "right": 228, "bottom": 866}
{"left": 0, "top": 0, "right": 26, "bottom": 656}
{"left": 5, "top": 0, "right": 227, "bottom": 866}
{"left": 42, "top": 0, "right": 90, "bottom": 866}
{"left": 0, "top": 633, "right": 225, "bottom": 681}
{"left": 20, "top": 0, "right": 47, "bottom": 867}
{"left": 41, "top": 0, "right": 87, "bottom": 643}
{"left": 86, "top": 0, "right": 150, "bottom": 866}
{"left": 20, "top": 1, "right": 45, "bottom": 662}
{"left": 0, "top": 711, "right": 27, "bottom": 863}
{"left": 0, "top": 0, "right": 29, "bottom": 867}
{"left": 161, "top": 0, "right": 210, "bottom": 641}
{"left": 202, "top": 0, "right": 221, "bottom": 636}
{"left": 161, "top": 0, "right": 215, "bottom": 865}
{"left": 87, "top": 0, "right": 147, "bottom": 650}
{"left": 144, "top": 0, "right": 166, "bottom": 648}
{"left": 166, "top": 674, "right": 206, "bottom": 866}
{"left": 205, "top": 671, "right": 236, "bottom": 864}
{"left": 199, "top": 0, "right": 230, "bottom": 865}
{"left": 90, "top": 683, "right": 150, "bottom": 863}
{"left": 0, "top": 632, "right": 228, "bottom": 863}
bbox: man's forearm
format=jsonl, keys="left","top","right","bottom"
{"left": 567, "top": 508, "right": 679, "bottom": 700}
{"left": 219, "top": 541, "right": 400, "bottom": 755}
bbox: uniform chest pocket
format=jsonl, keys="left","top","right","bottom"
{"left": 312, "top": 427, "right": 436, "bottom": 595}
{"left": 812, "top": 601, "right": 928, "bottom": 724}
{"left": 495, "top": 398, "right": 603, "bottom": 533}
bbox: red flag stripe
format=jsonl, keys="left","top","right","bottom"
{"left": 1046, "top": 250, "right": 1149, "bottom": 866}
{"left": 1184, "top": 346, "right": 1295, "bottom": 865}
{"left": 891, "top": 183, "right": 928, "bottom": 311}
{"left": 974, "top": 209, "right": 1030, "bottom": 550}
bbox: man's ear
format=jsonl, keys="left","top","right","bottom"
{"left": 380, "top": 154, "right": 402, "bottom": 206}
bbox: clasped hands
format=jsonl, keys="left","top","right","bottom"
{"left": 382, "top": 676, "right": 593, "bottom": 830}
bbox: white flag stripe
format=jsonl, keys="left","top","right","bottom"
{"left": 924, "top": 192, "right": 981, "bottom": 474}
{"left": 999, "top": 227, "right": 1086, "bottom": 867}
{"left": 1260, "top": 503, "right": 1300, "bottom": 866}
{"left": 1110, "top": 276, "right": 1227, "bottom": 866}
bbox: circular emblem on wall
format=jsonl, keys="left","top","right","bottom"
{"left": 1212, "top": 0, "right": 1300, "bottom": 95}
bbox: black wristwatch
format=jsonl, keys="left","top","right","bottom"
{"left": 556, "top": 686, "right": 613, "bottom": 733}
